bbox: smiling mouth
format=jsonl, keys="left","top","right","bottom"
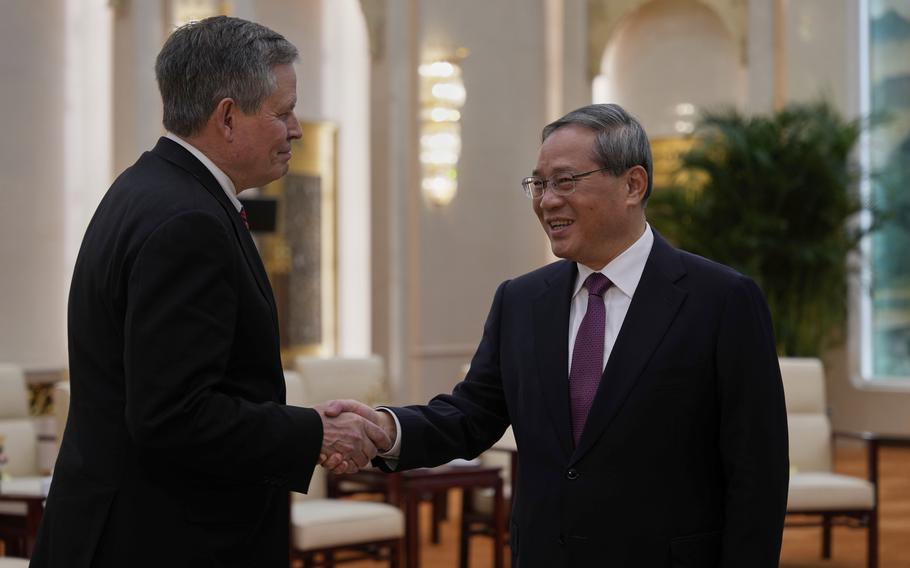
{"left": 548, "top": 220, "right": 574, "bottom": 230}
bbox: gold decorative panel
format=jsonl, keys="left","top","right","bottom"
{"left": 261, "top": 122, "right": 338, "bottom": 366}
{"left": 165, "top": 0, "right": 230, "bottom": 31}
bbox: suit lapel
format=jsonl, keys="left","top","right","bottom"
{"left": 533, "top": 261, "right": 577, "bottom": 459}
{"left": 571, "top": 232, "right": 688, "bottom": 463}
{"left": 151, "top": 137, "right": 278, "bottom": 321}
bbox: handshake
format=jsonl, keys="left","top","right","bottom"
{"left": 314, "top": 400, "right": 398, "bottom": 474}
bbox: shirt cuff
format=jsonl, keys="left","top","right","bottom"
{"left": 376, "top": 407, "right": 402, "bottom": 460}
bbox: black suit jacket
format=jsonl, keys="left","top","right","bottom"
{"left": 387, "top": 232, "right": 789, "bottom": 568}
{"left": 32, "top": 138, "right": 323, "bottom": 568}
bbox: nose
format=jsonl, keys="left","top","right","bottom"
{"left": 287, "top": 116, "right": 302, "bottom": 140}
{"left": 537, "top": 186, "right": 566, "bottom": 209}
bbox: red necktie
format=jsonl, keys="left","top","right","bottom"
{"left": 569, "top": 272, "right": 612, "bottom": 446}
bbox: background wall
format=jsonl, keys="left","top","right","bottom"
{"left": 595, "top": 0, "right": 745, "bottom": 137}
{"left": 0, "top": 0, "right": 907, "bottom": 434}
{"left": 1, "top": 1, "right": 74, "bottom": 369}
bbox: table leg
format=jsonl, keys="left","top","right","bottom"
{"left": 405, "top": 490, "right": 420, "bottom": 568}
{"left": 25, "top": 500, "right": 43, "bottom": 557}
{"left": 492, "top": 477, "right": 504, "bottom": 568}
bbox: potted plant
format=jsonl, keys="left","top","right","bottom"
{"left": 648, "top": 101, "right": 872, "bottom": 357}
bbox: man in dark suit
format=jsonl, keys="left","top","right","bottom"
{"left": 331, "top": 103, "right": 789, "bottom": 567}
{"left": 32, "top": 17, "right": 388, "bottom": 568}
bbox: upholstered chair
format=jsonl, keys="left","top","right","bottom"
{"left": 0, "top": 363, "right": 45, "bottom": 557}
{"left": 781, "top": 357, "right": 877, "bottom": 568}
{"left": 459, "top": 427, "right": 516, "bottom": 568}
{"left": 285, "top": 369, "right": 404, "bottom": 567}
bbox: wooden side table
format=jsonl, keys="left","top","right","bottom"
{"left": 329, "top": 465, "right": 505, "bottom": 568}
{"left": 0, "top": 482, "right": 45, "bottom": 558}
{"left": 835, "top": 430, "right": 910, "bottom": 568}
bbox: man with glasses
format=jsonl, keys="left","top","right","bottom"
{"left": 330, "top": 103, "right": 789, "bottom": 567}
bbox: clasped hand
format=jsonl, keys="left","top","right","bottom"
{"left": 314, "top": 399, "right": 395, "bottom": 474}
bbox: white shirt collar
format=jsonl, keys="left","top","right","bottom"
{"left": 573, "top": 223, "right": 654, "bottom": 300}
{"left": 165, "top": 132, "right": 242, "bottom": 212}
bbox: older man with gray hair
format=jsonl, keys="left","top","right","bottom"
{"left": 31, "top": 16, "right": 388, "bottom": 568}
{"left": 331, "top": 103, "right": 789, "bottom": 567}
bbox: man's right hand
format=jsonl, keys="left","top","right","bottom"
{"left": 313, "top": 400, "right": 392, "bottom": 474}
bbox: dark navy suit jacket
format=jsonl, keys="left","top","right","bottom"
{"left": 386, "top": 232, "right": 789, "bottom": 568}
{"left": 32, "top": 138, "right": 323, "bottom": 567}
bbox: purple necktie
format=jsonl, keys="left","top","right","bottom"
{"left": 569, "top": 272, "right": 612, "bottom": 446}
{"left": 239, "top": 206, "right": 250, "bottom": 230}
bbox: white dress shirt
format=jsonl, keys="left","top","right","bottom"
{"left": 569, "top": 223, "right": 654, "bottom": 372}
{"left": 165, "top": 132, "right": 242, "bottom": 212}
{"left": 380, "top": 224, "right": 655, "bottom": 463}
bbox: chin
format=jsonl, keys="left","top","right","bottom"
{"left": 548, "top": 242, "right": 572, "bottom": 261}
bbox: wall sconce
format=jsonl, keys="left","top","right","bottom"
{"left": 419, "top": 53, "right": 467, "bottom": 207}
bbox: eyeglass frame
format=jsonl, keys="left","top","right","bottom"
{"left": 520, "top": 166, "right": 612, "bottom": 199}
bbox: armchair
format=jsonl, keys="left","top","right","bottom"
{"left": 0, "top": 363, "right": 44, "bottom": 558}
{"left": 459, "top": 427, "right": 516, "bottom": 568}
{"left": 285, "top": 369, "right": 404, "bottom": 567}
{"left": 781, "top": 357, "right": 877, "bottom": 568}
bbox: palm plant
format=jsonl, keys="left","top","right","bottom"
{"left": 648, "top": 101, "right": 868, "bottom": 357}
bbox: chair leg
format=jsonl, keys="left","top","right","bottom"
{"left": 821, "top": 514, "right": 832, "bottom": 559}
{"left": 432, "top": 490, "right": 447, "bottom": 544}
{"left": 390, "top": 539, "right": 404, "bottom": 568}
{"left": 459, "top": 489, "right": 472, "bottom": 568}
{"left": 868, "top": 511, "right": 878, "bottom": 568}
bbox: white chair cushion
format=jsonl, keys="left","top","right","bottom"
{"left": 0, "top": 364, "right": 28, "bottom": 418}
{"left": 0, "top": 419, "right": 39, "bottom": 476}
{"left": 0, "top": 501, "right": 28, "bottom": 516}
{"left": 780, "top": 357, "right": 827, "bottom": 414}
{"left": 294, "top": 356, "right": 387, "bottom": 405}
{"left": 470, "top": 484, "right": 513, "bottom": 515}
{"left": 292, "top": 499, "right": 404, "bottom": 550}
{"left": 0, "top": 475, "right": 47, "bottom": 516}
{"left": 491, "top": 427, "right": 516, "bottom": 453}
{"left": 284, "top": 371, "right": 305, "bottom": 407}
{"left": 787, "top": 472, "right": 875, "bottom": 512}
{"left": 787, "top": 414, "right": 832, "bottom": 473}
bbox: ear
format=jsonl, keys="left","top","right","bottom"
{"left": 211, "top": 98, "right": 236, "bottom": 142}
{"left": 625, "top": 165, "right": 649, "bottom": 205}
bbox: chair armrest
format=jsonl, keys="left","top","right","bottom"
{"left": 834, "top": 430, "right": 910, "bottom": 446}
{"left": 832, "top": 430, "right": 910, "bottom": 487}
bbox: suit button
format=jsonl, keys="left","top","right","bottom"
{"left": 566, "top": 468, "right": 579, "bottom": 480}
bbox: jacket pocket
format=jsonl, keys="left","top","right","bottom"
{"left": 669, "top": 530, "right": 721, "bottom": 568}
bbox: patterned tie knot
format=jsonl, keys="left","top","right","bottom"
{"left": 585, "top": 272, "right": 612, "bottom": 298}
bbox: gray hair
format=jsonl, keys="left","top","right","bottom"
{"left": 155, "top": 16, "right": 298, "bottom": 136}
{"left": 542, "top": 104, "right": 654, "bottom": 202}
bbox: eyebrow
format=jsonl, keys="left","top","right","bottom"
{"left": 531, "top": 166, "right": 575, "bottom": 177}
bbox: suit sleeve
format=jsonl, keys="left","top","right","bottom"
{"left": 123, "top": 210, "right": 322, "bottom": 492}
{"left": 716, "top": 276, "right": 789, "bottom": 566}
{"left": 379, "top": 281, "right": 512, "bottom": 471}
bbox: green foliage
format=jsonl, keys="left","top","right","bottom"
{"left": 648, "top": 101, "right": 867, "bottom": 357}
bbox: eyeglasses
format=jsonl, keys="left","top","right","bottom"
{"left": 520, "top": 167, "right": 611, "bottom": 199}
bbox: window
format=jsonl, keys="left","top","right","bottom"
{"left": 862, "top": 1, "right": 910, "bottom": 381}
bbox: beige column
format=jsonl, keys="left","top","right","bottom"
{"left": 0, "top": 1, "right": 68, "bottom": 369}
{"left": 369, "top": 0, "right": 422, "bottom": 402}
